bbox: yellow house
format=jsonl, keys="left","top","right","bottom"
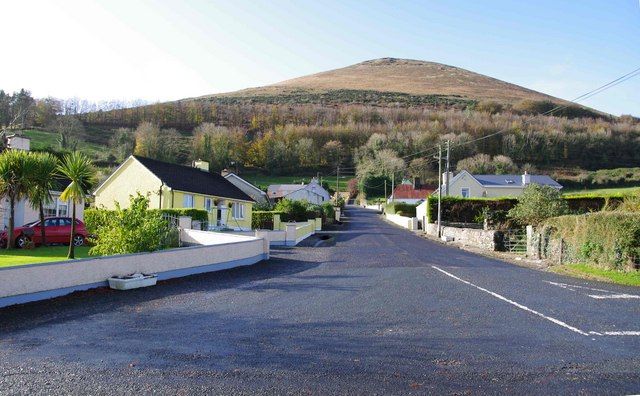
{"left": 93, "top": 156, "right": 254, "bottom": 230}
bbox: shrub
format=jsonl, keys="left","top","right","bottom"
{"left": 152, "top": 208, "right": 208, "bottom": 222}
{"left": 321, "top": 202, "right": 335, "bottom": 223}
{"left": 274, "top": 198, "right": 309, "bottom": 222}
{"left": 546, "top": 212, "right": 640, "bottom": 270}
{"left": 306, "top": 204, "right": 323, "bottom": 220}
{"left": 385, "top": 202, "right": 417, "bottom": 217}
{"left": 89, "top": 194, "right": 177, "bottom": 256}
{"left": 251, "top": 210, "right": 283, "bottom": 229}
{"left": 508, "top": 185, "right": 568, "bottom": 226}
{"left": 426, "top": 196, "right": 517, "bottom": 224}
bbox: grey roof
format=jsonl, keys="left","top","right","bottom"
{"left": 472, "top": 174, "right": 562, "bottom": 188}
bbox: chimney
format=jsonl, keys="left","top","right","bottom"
{"left": 442, "top": 172, "right": 453, "bottom": 186}
{"left": 192, "top": 159, "right": 209, "bottom": 172}
{"left": 522, "top": 171, "right": 531, "bottom": 185}
{"left": 413, "top": 177, "right": 421, "bottom": 189}
{"left": 221, "top": 168, "right": 229, "bottom": 177}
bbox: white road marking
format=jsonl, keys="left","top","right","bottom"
{"left": 431, "top": 265, "right": 590, "bottom": 336}
{"left": 545, "top": 281, "right": 640, "bottom": 300}
{"left": 598, "top": 331, "right": 640, "bottom": 336}
{"left": 587, "top": 294, "right": 640, "bottom": 300}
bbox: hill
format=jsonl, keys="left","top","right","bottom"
{"left": 197, "top": 58, "right": 567, "bottom": 105}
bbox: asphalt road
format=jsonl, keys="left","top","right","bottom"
{"left": 1, "top": 206, "right": 640, "bottom": 394}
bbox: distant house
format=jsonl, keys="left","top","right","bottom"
{"left": 267, "top": 178, "right": 331, "bottom": 205}
{"left": 434, "top": 170, "right": 562, "bottom": 198}
{"left": 222, "top": 170, "right": 269, "bottom": 205}
{"left": 388, "top": 178, "right": 435, "bottom": 204}
{"left": 93, "top": 156, "right": 255, "bottom": 230}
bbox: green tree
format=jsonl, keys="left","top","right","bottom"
{"left": 28, "top": 153, "right": 60, "bottom": 245}
{"left": 0, "top": 150, "right": 37, "bottom": 248}
{"left": 508, "top": 184, "right": 568, "bottom": 226}
{"left": 57, "top": 152, "right": 95, "bottom": 259}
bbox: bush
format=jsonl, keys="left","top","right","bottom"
{"left": 508, "top": 185, "right": 569, "bottom": 226}
{"left": 251, "top": 210, "right": 283, "bottom": 229}
{"left": 426, "top": 196, "right": 517, "bottom": 224}
{"left": 274, "top": 198, "right": 309, "bottom": 222}
{"left": 152, "top": 208, "right": 208, "bottom": 222}
{"left": 385, "top": 202, "right": 417, "bottom": 217}
{"left": 321, "top": 202, "right": 335, "bottom": 223}
{"left": 546, "top": 212, "right": 640, "bottom": 270}
{"left": 89, "top": 194, "right": 177, "bottom": 256}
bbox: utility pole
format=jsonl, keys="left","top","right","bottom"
{"left": 336, "top": 166, "right": 339, "bottom": 200}
{"left": 437, "top": 144, "right": 442, "bottom": 238}
{"left": 391, "top": 172, "right": 395, "bottom": 202}
{"left": 384, "top": 179, "right": 387, "bottom": 203}
{"left": 445, "top": 139, "right": 451, "bottom": 197}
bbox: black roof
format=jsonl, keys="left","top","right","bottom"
{"left": 133, "top": 156, "right": 254, "bottom": 202}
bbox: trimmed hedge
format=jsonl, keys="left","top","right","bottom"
{"left": 252, "top": 211, "right": 284, "bottom": 230}
{"left": 426, "top": 195, "right": 625, "bottom": 224}
{"left": 546, "top": 212, "right": 640, "bottom": 270}
{"left": 152, "top": 208, "right": 209, "bottom": 222}
{"left": 385, "top": 202, "right": 417, "bottom": 217}
{"left": 85, "top": 207, "right": 208, "bottom": 234}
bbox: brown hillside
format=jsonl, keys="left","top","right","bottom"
{"left": 206, "top": 58, "right": 566, "bottom": 104}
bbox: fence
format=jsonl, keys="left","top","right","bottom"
{"left": 502, "top": 229, "right": 527, "bottom": 254}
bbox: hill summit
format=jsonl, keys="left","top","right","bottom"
{"left": 205, "top": 57, "right": 564, "bottom": 104}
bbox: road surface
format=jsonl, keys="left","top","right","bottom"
{"left": 1, "top": 206, "right": 639, "bottom": 394}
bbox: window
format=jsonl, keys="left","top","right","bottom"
{"left": 44, "top": 218, "right": 58, "bottom": 227}
{"left": 205, "top": 198, "right": 213, "bottom": 212}
{"left": 57, "top": 203, "right": 68, "bottom": 217}
{"left": 183, "top": 194, "right": 194, "bottom": 208}
{"left": 232, "top": 203, "right": 244, "bottom": 219}
{"left": 59, "top": 218, "right": 72, "bottom": 226}
{"left": 43, "top": 204, "right": 57, "bottom": 217}
{"left": 461, "top": 188, "right": 470, "bottom": 198}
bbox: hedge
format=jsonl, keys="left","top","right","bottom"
{"left": 385, "top": 202, "right": 417, "bottom": 217}
{"left": 425, "top": 195, "right": 625, "bottom": 224}
{"left": 252, "top": 211, "right": 284, "bottom": 230}
{"left": 545, "top": 212, "right": 640, "bottom": 270}
{"left": 152, "top": 208, "right": 209, "bottom": 222}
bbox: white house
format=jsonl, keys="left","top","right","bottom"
{"left": 267, "top": 178, "right": 331, "bottom": 205}
{"left": 222, "top": 170, "right": 269, "bottom": 205}
{"left": 434, "top": 170, "right": 562, "bottom": 198}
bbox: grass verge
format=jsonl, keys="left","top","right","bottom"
{"left": 551, "top": 263, "right": 640, "bottom": 287}
{"left": 0, "top": 246, "right": 92, "bottom": 268}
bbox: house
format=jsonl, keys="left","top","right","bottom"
{"left": 0, "top": 136, "right": 85, "bottom": 228}
{"left": 434, "top": 170, "right": 562, "bottom": 198}
{"left": 267, "top": 178, "right": 331, "bottom": 205}
{"left": 1, "top": 177, "right": 83, "bottom": 229}
{"left": 93, "top": 156, "right": 255, "bottom": 231}
{"left": 388, "top": 178, "right": 435, "bottom": 204}
{"left": 222, "top": 170, "right": 269, "bottom": 205}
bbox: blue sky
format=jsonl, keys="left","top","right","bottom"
{"left": 2, "top": 0, "right": 639, "bottom": 115}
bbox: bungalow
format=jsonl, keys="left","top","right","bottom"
{"left": 434, "top": 170, "right": 562, "bottom": 198}
{"left": 93, "top": 156, "right": 255, "bottom": 231}
{"left": 222, "top": 170, "right": 269, "bottom": 205}
{"left": 388, "top": 178, "right": 435, "bottom": 204}
{"left": 267, "top": 178, "right": 331, "bottom": 205}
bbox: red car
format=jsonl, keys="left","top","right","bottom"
{"left": 0, "top": 217, "right": 88, "bottom": 248}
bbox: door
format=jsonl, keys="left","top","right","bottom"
{"left": 57, "top": 218, "right": 72, "bottom": 244}
{"left": 41, "top": 218, "right": 60, "bottom": 244}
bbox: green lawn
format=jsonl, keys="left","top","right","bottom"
{"left": 553, "top": 263, "right": 640, "bottom": 287}
{"left": 0, "top": 246, "right": 92, "bottom": 268}
{"left": 21, "top": 129, "right": 110, "bottom": 159}
{"left": 563, "top": 186, "right": 640, "bottom": 197}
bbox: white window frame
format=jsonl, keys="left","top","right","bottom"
{"left": 183, "top": 194, "right": 194, "bottom": 208}
{"left": 232, "top": 203, "right": 244, "bottom": 219}
{"left": 461, "top": 188, "right": 470, "bottom": 198}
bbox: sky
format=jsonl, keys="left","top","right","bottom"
{"left": 1, "top": 0, "right": 639, "bottom": 115}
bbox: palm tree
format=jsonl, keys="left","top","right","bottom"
{"left": 28, "top": 153, "right": 60, "bottom": 246}
{"left": 0, "top": 150, "right": 37, "bottom": 249}
{"left": 57, "top": 152, "right": 95, "bottom": 259}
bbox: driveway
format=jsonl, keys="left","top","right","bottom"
{"left": 1, "top": 206, "right": 639, "bottom": 394}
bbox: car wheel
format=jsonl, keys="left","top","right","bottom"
{"left": 16, "top": 235, "right": 30, "bottom": 249}
{"left": 72, "top": 234, "right": 85, "bottom": 246}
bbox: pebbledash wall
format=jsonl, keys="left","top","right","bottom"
{"left": 0, "top": 229, "right": 269, "bottom": 309}
{"left": 255, "top": 219, "right": 319, "bottom": 246}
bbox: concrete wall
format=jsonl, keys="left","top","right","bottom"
{"left": 256, "top": 219, "right": 319, "bottom": 246}
{"left": 385, "top": 213, "right": 418, "bottom": 231}
{"left": 425, "top": 223, "right": 499, "bottom": 251}
{"left": 0, "top": 232, "right": 268, "bottom": 309}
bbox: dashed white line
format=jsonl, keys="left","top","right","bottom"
{"left": 431, "top": 265, "right": 590, "bottom": 336}
{"left": 545, "top": 281, "right": 640, "bottom": 300}
{"left": 588, "top": 294, "right": 640, "bottom": 300}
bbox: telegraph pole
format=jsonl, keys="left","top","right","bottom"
{"left": 437, "top": 144, "right": 442, "bottom": 238}
{"left": 445, "top": 139, "right": 451, "bottom": 196}
{"left": 391, "top": 172, "right": 395, "bottom": 202}
{"left": 336, "top": 166, "right": 339, "bottom": 200}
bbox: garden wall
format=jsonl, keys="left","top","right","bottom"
{"left": 385, "top": 213, "right": 418, "bottom": 231}
{"left": 0, "top": 232, "right": 269, "bottom": 309}
{"left": 425, "top": 223, "right": 500, "bottom": 251}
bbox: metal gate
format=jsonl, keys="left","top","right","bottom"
{"left": 503, "top": 229, "right": 527, "bottom": 254}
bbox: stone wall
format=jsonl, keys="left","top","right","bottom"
{"left": 425, "top": 223, "right": 500, "bottom": 251}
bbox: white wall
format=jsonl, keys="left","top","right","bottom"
{"left": 385, "top": 213, "right": 418, "bottom": 230}
{"left": 0, "top": 232, "right": 269, "bottom": 308}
